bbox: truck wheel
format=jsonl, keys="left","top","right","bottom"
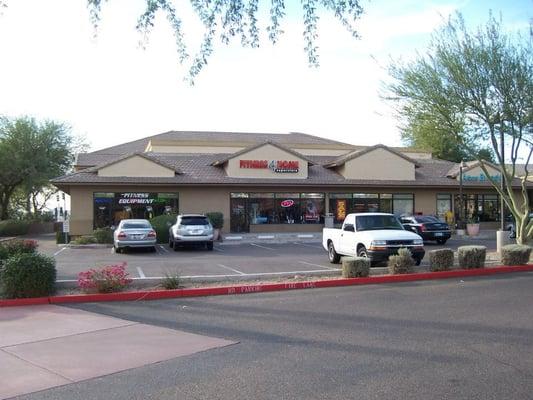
{"left": 414, "top": 258, "right": 422, "bottom": 266}
{"left": 357, "top": 246, "right": 368, "bottom": 258}
{"left": 328, "top": 242, "right": 341, "bottom": 264}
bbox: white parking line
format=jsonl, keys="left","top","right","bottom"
{"left": 298, "top": 261, "right": 337, "bottom": 270}
{"left": 159, "top": 245, "right": 169, "bottom": 253}
{"left": 53, "top": 247, "right": 68, "bottom": 257}
{"left": 136, "top": 267, "right": 146, "bottom": 278}
{"left": 293, "top": 242, "right": 323, "bottom": 249}
{"left": 217, "top": 264, "right": 245, "bottom": 275}
{"left": 250, "top": 243, "right": 275, "bottom": 251}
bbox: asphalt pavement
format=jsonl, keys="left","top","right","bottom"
{"left": 12, "top": 272, "right": 533, "bottom": 400}
{"left": 34, "top": 234, "right": 498, "bottom": 281}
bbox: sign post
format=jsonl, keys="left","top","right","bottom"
{"left": 62, "top": 219, "right": 70, "bottom": 244}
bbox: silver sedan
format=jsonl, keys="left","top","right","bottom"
{"left": 113, "top": 219, "right": 157, "bottom": 253}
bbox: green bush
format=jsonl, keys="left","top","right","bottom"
{"left": 457, "top": 245, "right": 486, "bottom": 269}
{"left": 205, "top": 212, "right": 224, "bottom": 229}
{"left": 72, "top": 235, "right": 97, "bottom": 245}
{"left": 56, "top": 231, "right": 69, "bottom": 244}
{"left": 0, "top": 253, "right": 56, "bottom": 298}
{"left": 388, "top": 248, "right": 415, "bottom": 274}
{"left": 150, "top": 214, "right": 176, "bottom": 244}
{"left": 501, "top": 244, "right": 532, "bottom": 266}
{"left": 428, "top": 249, "right": 454, "bottom": 272}
{"left": 0, "top": 220, "right": 30, "bottom": 236}
{"left": 161, "top": 270, "right": 181, "bottom": 289}
{"left": 0, "top": 239, "right": 38, "bottom": 261}
{"left": 93, "top": 228, "right": 114, "bottom": 244}
{"left": 341, "top": 256, "right": 370, "bottom": 278}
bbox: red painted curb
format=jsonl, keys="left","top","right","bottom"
{"left": 0, "top": 296, "right": 50, "bottom": 307}
{"left": 2, "top": 265, "right": 533, "bottom": 307}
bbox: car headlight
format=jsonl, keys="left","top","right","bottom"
{"left": 371, "top": 240, "right": 387, "bottom": 246}
{"left": 413, "top": 239, "right": 423, "bottom": 246}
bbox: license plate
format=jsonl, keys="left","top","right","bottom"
{"left": 133, "top": 234, "right": 144, "bottom": 239}
{"left": 435, "top": 232, "right": 443, "bottom": 237}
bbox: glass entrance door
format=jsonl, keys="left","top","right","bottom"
{"left": 230, "top": 196, "right": 249, "bottom": 233}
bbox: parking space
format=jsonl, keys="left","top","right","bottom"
{"left": 31, "top": 234, "right": 498, "bottom": 281}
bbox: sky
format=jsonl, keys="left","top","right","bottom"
{"left": 0, "top": 0, "right": 530, "bottom": 152}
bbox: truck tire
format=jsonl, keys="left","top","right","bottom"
{"left": 328, "top": 242, "right": 341, "bottom": 264}
{"left": 357, "top": 246, "right": 368, "bottom": 258}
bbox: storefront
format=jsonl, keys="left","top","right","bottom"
{"left": 51, "top": 131, "right": 527, "bottom": 236}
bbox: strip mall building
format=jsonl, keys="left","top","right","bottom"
{"left": 52, "top": 131, "right": 522, "bottom": 236}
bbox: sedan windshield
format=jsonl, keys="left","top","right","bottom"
{"left": 414, "top": 216, "right": 440, "bottom": 223}
{"left": 180, "top": 217, "right": 209, "bottom": 226}
{"left": 356, "top": 215, "right": 403, "bottom": 231}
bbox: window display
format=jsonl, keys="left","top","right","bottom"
{"left": 93, "top": 192, "right": 179, "bottom": 229}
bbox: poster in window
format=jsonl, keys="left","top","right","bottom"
{"left": 336, "top": 200, "right": 347, "bottom": 221}
{"left": 304, "top": 199, "right": 320, "bottom": 222}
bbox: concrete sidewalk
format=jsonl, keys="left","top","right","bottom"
{"left": 0, "top": 305, "right": 235, "bottom": 399}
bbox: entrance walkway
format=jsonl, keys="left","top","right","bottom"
{"left": 0, "top": 305, "right": 235, "bottom": 399}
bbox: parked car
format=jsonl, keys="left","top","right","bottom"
{"left": 322, "top": 213, "right": 425, "bottom": 266}
{"left": 113, "top": 219, "right": 157, "bottom": 253}
{"left": 400, "top": 215, "right": 451, "bottom": 244}
{"left": 169, "top": 214, "right": 214, "bottom": 251}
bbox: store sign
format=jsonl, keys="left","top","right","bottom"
{"left": 239, "top": 159, "right": 299, "bottom": 173}
{"left": 118, "top": 193, "right": 155, "bottom": 205}
{"left": 280, "top": 199, "right": 295, "bottom": 208}
{"left": 336, "top": 199, "right": 347, "bottom": 221}
{"left": 462, "top": 173, "right": 501, "bottom": 182}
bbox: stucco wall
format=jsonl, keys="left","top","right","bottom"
{"left": 225, "top": 144, "right": 308, "bottom": 179}
{"left": 98, "top": 156, "right": 175, "bottom": 178}
{"left": 340, "top": 148, "right": 415, "bottom": 180}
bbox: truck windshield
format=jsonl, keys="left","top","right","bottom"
{"left": 356, "top": 215, "right": 403, "bottom": 231}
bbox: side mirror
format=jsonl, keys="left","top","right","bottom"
{"left": 343, "top": 224, "right": 355, "bottom": 232}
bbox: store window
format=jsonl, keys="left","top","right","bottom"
{"left": 249, "top": 193, "right": 275, "bottom": 224}
{"left": 329, "top": 193, "right": 351, "bottom": 224}
{"left": 353, "top": 193, "right": 379, "bottom": 213}
{"left": 436, "top": 194, "right": 452, "bottom": 221}
{"left": 453, "top": 194, "right": 500, "bottom": 222}
{"left": 392, "top": 193, "right": 414, "bottom": 216}
{"left": 93, "top": 192, "right": 179, "bottom": 229}
{"left": 232, "top": 193, "right": 325, "bottom": 227}
{"left": 380, "top": 194, "right": 393, "bottom": 213}
{"left": 328, "top": 193, "right": 397, "bottom": 223}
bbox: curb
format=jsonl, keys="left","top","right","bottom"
{"left": 2, "top": 265, "right": 533, "bottom": 307}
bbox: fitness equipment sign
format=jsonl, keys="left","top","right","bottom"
{"left": 239, "top": 159, "right": 299, "bottom": 173}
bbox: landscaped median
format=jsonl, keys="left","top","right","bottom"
{"left": 2, "top": 264, "right": 533, "bottom": 307}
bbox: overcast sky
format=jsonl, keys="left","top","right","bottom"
{"left": 0, "top": 0, "right": 530, "bottom": 152}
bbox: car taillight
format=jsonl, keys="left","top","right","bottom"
{"left": 117, "top": 231, "right": 127, "bottom": 238}
{"left": 148, "top": 230, "right": 156, "bottom": 238}
{"left": 419, "top": 225, "right": 426, "bottom": 232}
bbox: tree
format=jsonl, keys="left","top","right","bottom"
{"left": 0, "top": 117, "right": 82, "bottom": 220}
{"left": 1, "top": 1, "right": 364, "bottom": 82}
{"left": 385, "top": 14, "right": 533, "bottom": 243}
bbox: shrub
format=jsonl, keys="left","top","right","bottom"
{"left": 205, "top": 212, "right": 224, "bottom": 229}
{"left": 0, "top": 253, "right": 56, "bottom": 298}
{"left": 78, "top": 262, "right": 132, "bottom": 293}
{"left": 93, "top": 228, "right": 114, "bottom": 244}
{"left": 457, "top": 245, "right": 486, "bottom": 269}
{"left": 0, "top": 220, "right": 30, "bottom": 236}
{"left": 0, "top": 239, "right": 38, "bottom": 261}
{"left": 428, "top": 249, "right": 454, "bottom": 272}
{"left": 388, "top": 248, "right": 415, "bottom": 274}
{"left": 56, "top": 231, "right": 69, "bottom": 244}
{"left": 149, "top": 214, "right": 177, "bottom": 244}
{"left": 72, "top": 235, "right": 97, "bottom": 245}
{"left": 161, "top": 270, "right": 181, "bottom": 289}
{"left": 501, "top": 244, "right": 532, "bottom": 266}
{"left": 341, "top": 256, "right": 370, "bottom": 278}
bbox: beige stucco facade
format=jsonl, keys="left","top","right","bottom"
{"left": 339, "top": 148, "right": 415, "bottom": 181}
{"left": 98, "top": 156, "right": 175, "bottom": 178}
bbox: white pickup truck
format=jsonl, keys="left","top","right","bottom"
{"left": 323, "top": 213, "right": 425, "bottom": 266}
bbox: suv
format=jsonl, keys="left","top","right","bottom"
{"left": 168, "top": 214, "right": 214, "bottom": 251}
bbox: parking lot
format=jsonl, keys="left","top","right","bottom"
{"left": 33, "top": 234, "right": 498, "bottom": 282}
